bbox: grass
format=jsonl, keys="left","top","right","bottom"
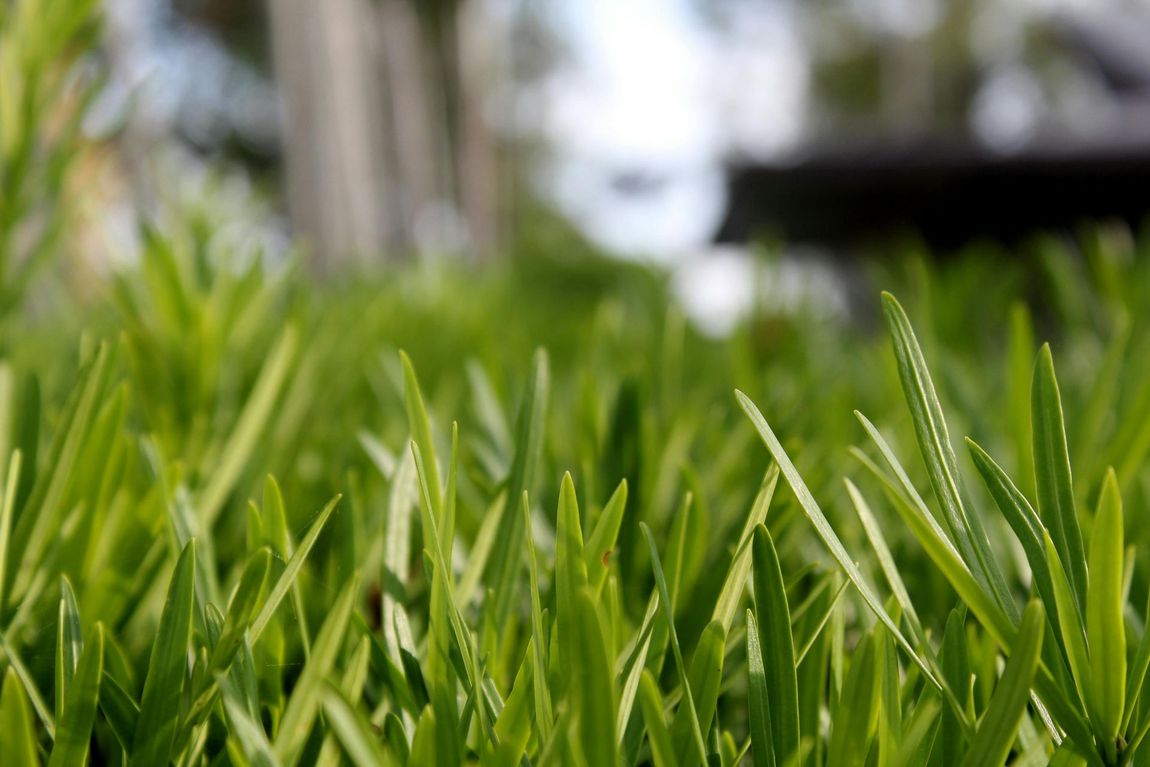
{"left": 8, "top": 1, "right": 1150, "bottom": 764}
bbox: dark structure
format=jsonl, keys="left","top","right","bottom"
{"left": 714, "top": 135, "right": 1150, "bottom": 250}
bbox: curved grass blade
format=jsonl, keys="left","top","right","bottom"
{"left": 131, "top": 539, "right": 196, "bottom": 766}
{"left": 712, "top": 466, "right": 778, "bottom": 632}
{"left": 322, "top": 685, "right": 392, "bottom": 767}
{"left": 735, "top": 391, "right": 947, "bottom": 696}
{"left": 670, "top": 620, "right": 725, "bottom": 767}
{"left": 572, "top": 588, "right": 618, "bottom": 766}
{"left": 960, "top": 600, "right": 1045, "bottom": 767}
{"left": 881, "top": 292, "right": 1015, "bottom": 621}
{"left": 250, "top": 494, "right": 342, "bottom": 642}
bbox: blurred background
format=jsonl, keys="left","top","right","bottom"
{"left": 77, "top": 0, "right": 1150, "bottom": 330}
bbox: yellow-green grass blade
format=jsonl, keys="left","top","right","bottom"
{"left": 1085, "top": 469, "right": 1125, "bottom": 757}
{"left": 960, "top": 600, "right": 1046, "bottom": 767}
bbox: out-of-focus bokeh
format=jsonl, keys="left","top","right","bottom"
{"left": 77, "top": 0, "right": 1150, "bottom": 329}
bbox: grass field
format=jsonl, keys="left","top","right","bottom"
{"left": 7, "top": 2, "right": 1150, "bottom": 765}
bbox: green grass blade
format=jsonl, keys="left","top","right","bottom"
{"left": 751, "top": 525, "right": 800, "bottom": 765}
{"left": 745, "top": 609, "right": 777, "bottom": 767}
{"left": 222, "top": 689, "right": 280, "bottom": 767}
{"left": 1044, "top": 532, "right": 1089, "bottom": 707}
{"left": 201, "top": 326, "right": 297, "bottom": 526}
{"left": 55, "top": 576, "right": 82, "bottom": 723}
{"left": 273, "top": 574, "right": 359, "bottom": 766}
{"left": 584, "top": 479, "right": 627, "bottom": 597}
{"left": 48, "top": 622, "right": 103, "bottom": 767}
{"left": 322, "top": 685, "right": 392, "bottom": 767}
{"left": 131, "top": 539, "right": 197, "bottom": 766}
{"left": 0, "top": 667, "right": 39, "bottom": 767}
{"left": 712, "top": 466, "right": 778, "bottom": 632}
{"left": 556, "top": 472, "right": 589, "bottom": 680}
{"left": 485, "top": 348, "right": 549, "bottom": 625}
{"left": 881, "top": 292, "right": 1016, "bottom": 621}
{"left": 641, "top": 522, "right": 709, "bottom": 765}
{"left": 639, "top": 670, "right": 677, "bottom": 767}
{"left": 1031, "top": 344, "right": 1088, "bottom": 610}
{"left": 0, "top": 449, "right": 21, "bottom": 614}
{"left": 1085, "top": 469, "right": 1125, "bottom": 755}
{"left": 99, "top": 671, "right": 139, "bottom": 753}
{"left": 521, "top": 492, "right": 554, "bottom": 743}
{"left": 250, "top": 494, "right": 341, "bottom": 642}
{"left": 735, "top": 391, "right": 947, "bottom": 694}
{"left": 572, "top": 588, "right": 618, "bottom": 766}
{"left": 960, "top": 600, "right": 1045, "bottom": 767}
{"left": 400, "top": 350, "right": 442, "bottom": 521}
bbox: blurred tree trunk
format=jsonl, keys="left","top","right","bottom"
{"left": 268, "top": 0, "right": 502, "bottom": 267}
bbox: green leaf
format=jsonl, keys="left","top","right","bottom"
{"left": 641, "top": 522, "right": 709, "bottom": 765}
{"left": 400, "top": 350, "right": 442, "bottom": 522}
{"left": 556, "top": 472, "right": 589, "bottom": 681}
{"left": 960, "top": 601, "right": 1046, "bottom": 767}
{"left": 48, "top": 622, "right": 103, "bottom": 767}
{"left": 584, "top": 479, "right": 627, "bottom": 598}
{"left": 1045, "top": 532, "right": 1089, "bottom": 706}
{"left": 639, "top": 671, "right": 676, "bottom": 767}
{"left": 711, "top": 466, "right": 778, "bottom": 632}
{"left": 670, "top": 620, "right": 725, "bottom": 767}
{"left": 0, "top": 667, "right": 39, "bottom": 767}
{"left": 1031, "top": 344, "right": 1088, "bottom": 611}
{"left": 485, "top": 348, "right": 549, "bottom": 625}
{"left": 881, "top": 292, "right": 1016, "bottom": 622}
{"left": 99, "top": 671, "right": 139, "bottom": 753}
{"left": 322, "top": 685, "right": 392, "bottom": 767}
{"left": 273, "top": 575, "right": 359, "bottom": 766}
{"left": 132, "top": 539, "right": 196, "bottom": 767}
{"left": 745, "top": 609, "right": 776, "bottom": 767}
{"left": 827, "top": 631, "right": 882, "bottom": 767}
{"left": 751, "top": 525, "right": 800, "bottom": 765}
{"left": 520, "top": 492, "right": 554, "bottom": 743}
{"left": 572, "top": 588, "right": 618, "bottom": 766}
{"left": 736, "top": 391, "right": 947, "bottom": 696}
{"left": 250, "top": 494, "right": 342, "bottom": 642}
{"left": 1085, "top": 469, "right": 1125, "bottom": 755}
{"left": 55, "top": 576, "right": 82, "bottom": 722}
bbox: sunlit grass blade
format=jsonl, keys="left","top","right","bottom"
{"left": 222, "top": 688, "right": 280, "bottom": 767}
{"left": 1085, "top": 469, "right": 1125, "bottom": 757}
{"left": 48, "top": 622, "right": 103, "bottom": 767}
{"left": 0, "top": 449, "right": 20, "bottom": 614}
{"left": 322, "top": 685, "right": 393, "bottom": 767}
{"left": 55, "top": 576, "right": 82, "bottom": 722}
{"left": 881, "top": 292, "right": 1016, "bottom": 621}
{"left": 556, "top": 471, "right": 589, "bottom": 680}
{"left": 751, "top": 525, "right": 799, "bottom": 765}
{"left": 0, "top": 667, "right": 39, "bottom": 767}
{"left": 735, "top": 391, "right": 947, "bottom": 695}
{"left": 200, "top": 325, "right": 297, "bottom": 527}
{"left": 250, "top": 494, "right": 341, "bottom": 642}
{"left": 960, "top": 600, "right": 1045, "bottom": 767}
{"left": 1031, "top": 344, "right": 1087, "bottom": 611}
{"left": 132, "top": 539, "right": 196, "bottom": 766}
{"left": 521, "top": 492, "right": 554, "bottom": 742}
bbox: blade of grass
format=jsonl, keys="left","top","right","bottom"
{"left": 960, "top": 601, "right": 1045, "bottom": 767}
{"left": 639, "top": 670, "right": 677, "bottom": 767}
{"left": 746, "top": 609, "right": 777, "bottom": 767}
{"left": 1031, "top": 344, "right": 1087, "bottom": 611}
{"left": 1085, "top": 469, "right": 1125, "bottom": 759}
{"left": 131, "top": 539, "right": 196, "bottom": 766}
{"left": 0, "top": 667, "right": 39, "bottom": 767}
{"left": 48, "top": 622, "right": 103, "bottom": 767}
{"left": 751, "top": 525, "right": 800, "bottom": 765}
{"left": 55, "top": 576, "right": 82, "bottom": 722}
